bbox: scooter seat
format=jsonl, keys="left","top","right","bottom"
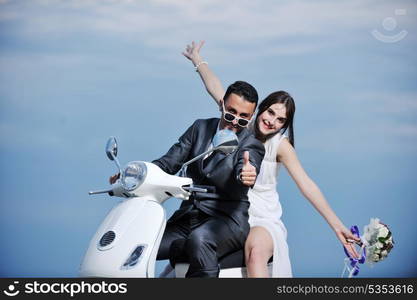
{"left": 170, "top": 242, "right": 272, "bottom": 269}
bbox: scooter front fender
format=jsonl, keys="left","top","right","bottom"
{"left": 79, "top": 197, "right": 165, "bottom": 277}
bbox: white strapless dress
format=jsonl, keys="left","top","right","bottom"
{"left": 248, "top": 132, "right": 292, "bottom": 277}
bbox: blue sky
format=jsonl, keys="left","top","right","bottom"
{"left": 0, "top": 0, "right": 416, "bottom": 277}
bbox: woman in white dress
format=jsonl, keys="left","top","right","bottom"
{"left": 183, "top": 41, "right": 360, "bottom": 277}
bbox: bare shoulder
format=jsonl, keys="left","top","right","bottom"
{"left": 276, "top": 137, "right": 295, "bottom": 163}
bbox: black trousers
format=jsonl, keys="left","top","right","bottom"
{"left": 156, "top": 207, "right": 246, "bottom": 277}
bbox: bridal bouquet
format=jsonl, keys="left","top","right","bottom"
{"left": 341, "top": 218, "right": 394, "bottom": 278}
{"left": 363, "top": 218, "right": 394, "bottom": 264}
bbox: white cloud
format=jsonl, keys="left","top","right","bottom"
{"left": 1, "top": 0, "right": 416, "bottom": 56}
{"left": 0, "top": 0, "right": 415, "bottom": 154}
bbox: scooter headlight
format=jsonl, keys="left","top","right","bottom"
{"left": 121, "top": 161, "right": 147, "bottom": 191}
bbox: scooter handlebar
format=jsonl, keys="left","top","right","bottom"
{"left": 88, "top": 188, "right": 113, "bottom": 195}
{"left": 183, "top": 186, "right": 208, "bottom": 193}
{"left": 183, "top": 185, "right": 217, "bottom": 194}
{"left": 182, "top": 185, "right": 220, "bottom": 201}
{"left": 89, "top": 181, "right": 127, "bottom": 198}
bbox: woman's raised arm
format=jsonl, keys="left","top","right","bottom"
{"left": 183, "top": 41, "right": 225, "bottom": 106}
{"left": 277, "top": 138, "right": 361, "bottom": 257}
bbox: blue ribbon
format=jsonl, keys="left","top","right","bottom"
{"left": 343, "top": 225, "right": 366, "bottom": 276}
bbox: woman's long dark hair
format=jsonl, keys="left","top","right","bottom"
{"left": 254, "top": 91, "right": 296, "bottom": 147}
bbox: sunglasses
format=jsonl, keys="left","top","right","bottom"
{"left": 222, "top": 101, "right": 252, "bottom": 127}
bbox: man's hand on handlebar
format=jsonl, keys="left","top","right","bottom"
{"left": 109, "top": 173, "right": 120, "bottom": 185}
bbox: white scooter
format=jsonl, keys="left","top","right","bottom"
{"left": 79, "top": 130, "right": 257, "bottom": 278}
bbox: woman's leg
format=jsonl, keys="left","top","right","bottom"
{"left": 245, "top": 226, "right": 274, "bottom": 278}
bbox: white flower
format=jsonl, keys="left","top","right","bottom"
{"left": 377, "top": 226, "right": 389, "bottom": 238}
{"left": 375, "top": 223, "right": 384, "bottom": 230}
{"left": 371, "top": 218, "right": 381, "bottom": 228}
{"left": 371, "top": 253, "right": 380, "bottom": 262}
{"left": 348, "top": 218, "right": 393, "bottom": 270}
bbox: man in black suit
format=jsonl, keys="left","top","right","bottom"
{"left": 152, "top": 81, "right": 265, "bottom": 277}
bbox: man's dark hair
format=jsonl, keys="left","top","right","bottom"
{"left": 223, "top": 81, "right": 258, "bottom": 105}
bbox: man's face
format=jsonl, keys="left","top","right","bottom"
{"left": 220, "top": 93, "right": 256, "bottom": 133}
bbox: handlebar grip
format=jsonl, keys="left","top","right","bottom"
{"left": 183, "top": 186, "right": 208, "bottom": 193}
{"left": 191, "top": 185, "right": 217, "bottom": 193}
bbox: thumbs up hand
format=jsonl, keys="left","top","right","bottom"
{"left": 240, "top": 151, "right": 257, "bottom": 186}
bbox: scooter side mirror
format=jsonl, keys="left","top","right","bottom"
{"left": 106, "top": 136, "right": 122, "bottom": 174}
{"left": 178, "top": 129, "right": 239, "bottom": 177}
{"left": 213, "top": 129, "right": 239, "bottom": 151}
{"left": 212, "top": 129, "right": 239, "bottom": 154}
{"left": 215, "top": 144, "right": 238, "bottom": 155}
{"left": 106, "top": 137, "right": 118, "bottom": 161}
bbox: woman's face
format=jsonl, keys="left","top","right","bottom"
{"left": 257, "top": 103, "right": 287, "bottom": 136}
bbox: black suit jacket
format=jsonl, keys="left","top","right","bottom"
{"left": 152, "top": 118, "right": 265, "bottom": 230}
